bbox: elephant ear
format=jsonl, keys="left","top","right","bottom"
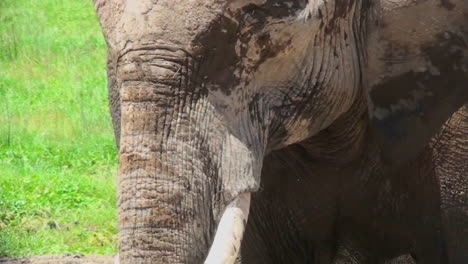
{"left": 93, "top": 0, "right": 125, "bottom": 47}
{"left": 366, "top": 1, "right": 468, "bottom": 167}
{"left": 107, "top": 55, "right": 121, "bottom": 149}
{"left": 367, "top": 60, "right": 468, "bottom": 167}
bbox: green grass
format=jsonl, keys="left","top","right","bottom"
{"left": 0, "top": 0, "right": 118, "bottom": 257}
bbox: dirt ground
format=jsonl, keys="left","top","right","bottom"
{"left": 0, "top": 255, "right": 415, "bottom": 263}
{"left": 0, "top": 256, "right": 114, "bottom": 264}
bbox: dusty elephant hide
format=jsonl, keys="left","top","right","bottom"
{"left": 93, "top": 0, "right": 468, "bottom": 263}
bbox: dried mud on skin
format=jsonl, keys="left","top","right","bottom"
{"left": 0, "top": 256, "right": 113, "bottom": 264}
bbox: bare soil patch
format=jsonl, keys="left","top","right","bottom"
{"left": 0, "top": 256, "right": 113, "bottom": 264}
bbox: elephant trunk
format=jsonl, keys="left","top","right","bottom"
{"left": 117, "top": 50, "right": 218, "bottom": 263}
{"left": 105, "top": 1, "right": 264, "bottom": 261}
{"left": 117, "top": 49, "right": 259, "bottom": 263}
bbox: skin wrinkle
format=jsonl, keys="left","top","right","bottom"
{"left": 94, "top": 0, "right": 468, "bottom": 263}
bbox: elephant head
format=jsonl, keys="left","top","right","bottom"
{"left": 94, "top": 0, "right": 468, "bottom": 263}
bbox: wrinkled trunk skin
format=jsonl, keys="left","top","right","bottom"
{"left": 118, "top": 62, "right": 220, "bottom": 263}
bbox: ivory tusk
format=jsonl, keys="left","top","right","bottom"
{"left": 204, "top": 193, "right": 251, "bottom": 264}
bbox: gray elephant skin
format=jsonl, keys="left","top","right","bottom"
{"left": 94, "top": 0, "right": 468, "bottom": 263}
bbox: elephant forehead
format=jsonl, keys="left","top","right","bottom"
{"left": 111, "top": 0, "right": 225, "bottom": 51}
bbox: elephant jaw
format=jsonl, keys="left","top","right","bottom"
{"left": 205, "top": 193, "right": 251, "bottom": 264}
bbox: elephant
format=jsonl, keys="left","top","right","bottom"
{"left": 93, "top": 0, "right": 468, "bottom": 263}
